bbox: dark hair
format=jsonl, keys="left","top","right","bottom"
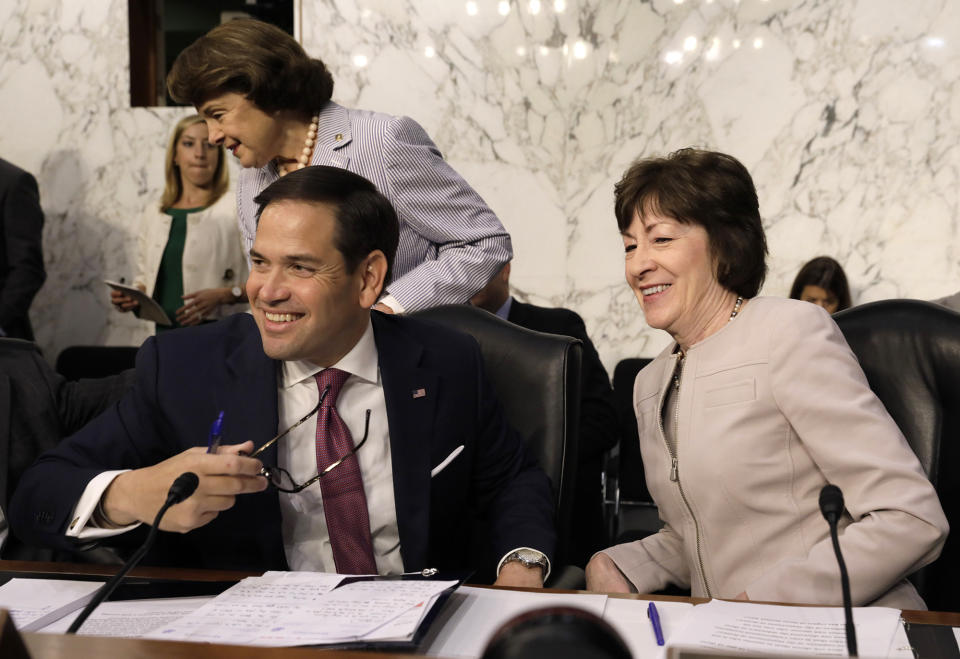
{"left": 253, "top": 166, "right": 399, "bottom": 284}
{"left": 789, "top": 256, "right": 852, "bottom": 311}
{"left": 614, "top": 148, "right": 768, "bottom": 298}
{"left": 167, "top": 18, "right": 334, "bottom": 115}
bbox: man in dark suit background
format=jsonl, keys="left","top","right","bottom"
{"left": 11, "top": 166, "right": 553, "bottom": 586}
{"left": 471, "top": 263, "right": 619, "bottom": 566}
{"left": 0, "top": 337, "right": 134, "bottom": 560}
{"left": 0, "top": 159, "right": 46, "bottom": 341}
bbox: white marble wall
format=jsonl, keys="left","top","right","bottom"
{"left": 3, "top": 0, "right": 960, "bottom": 372}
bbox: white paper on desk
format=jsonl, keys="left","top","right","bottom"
{"left": 143, "top": 571, "right": 345, "bottom": 644}
{"left": 253, "top": 579, "right": 456, "bottom": 646}
{"left": 669, "top": 599, "right": 901, "bottom": 657}
{"left": 104, "top": 279, "right": 172, "bottom": 325}
{"left": 144, "top": 572, "right": 455, "bottom": 647}
{"left": 38, "top": 596, "right": 213, "bottom": 637}
{"left": 361, "top": 591, "right": 442, "bottom": 641}
{"left": 420, "top": 585, "right": 608, "bottom": 658}
{"left": 0, "top": 578, "right": 102, "bottom": 631}
{"left": 602, "top": 597, "right": 694, "bottom": 659}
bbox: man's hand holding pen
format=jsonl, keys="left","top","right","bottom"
{"left": 99, "top": 441, "right": 267, "bottom": 533}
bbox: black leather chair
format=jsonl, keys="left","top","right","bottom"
{"left": 55, "top": 345, "right": 139, "bottom": 381}
{"left": 834, "top": 299, "right": 960, "bottom": 611}
{"left": 412, "top": 305, "right": 582, "bottom": 574}
{"left": 604, "top": 358, "right": 655, "bottom": 543}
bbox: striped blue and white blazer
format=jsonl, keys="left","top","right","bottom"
{"left": 237, "top": 101, "right": 512, "bottom": 312}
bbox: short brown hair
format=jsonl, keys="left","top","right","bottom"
{"left": 614, "top": 148, "right": 768, "bottom": 298}
{"left": 254, "top": 166, "right": 400, "bottom": 286}
{"left": 166, "top": 18, "right": 334, "bottom": 116}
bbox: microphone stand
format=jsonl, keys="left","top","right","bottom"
{"left": 67, "top": 472, "right": 199, "bottom": 634}
{"left": 820, "top": 484, "right": 857, "bottom": 657}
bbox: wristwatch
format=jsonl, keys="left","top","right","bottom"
{"left": 502, "top": 549, "right": 548, "bottom": 574}
{"left": 231, "top": 285, "right": 243, "bottom": 300}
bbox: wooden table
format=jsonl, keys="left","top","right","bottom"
{"left": 4, "top": 560, "right": 959, "bottom": 658}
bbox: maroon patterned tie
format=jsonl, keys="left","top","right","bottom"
{"left": 314, "top": 368, "right": 377, "bottom": 574}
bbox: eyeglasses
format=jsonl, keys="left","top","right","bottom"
{"left": 249, "top": 385, "right": 372, "bottom": 494}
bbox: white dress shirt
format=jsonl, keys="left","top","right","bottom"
{"left": 276, "top": 320, "right": 403, "bottom": 574}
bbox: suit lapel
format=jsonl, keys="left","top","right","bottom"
{"left": 372, "top": 313, "right": 437, "bottom": 571}
{"left": 221, "top": 318, "right": 286, "bottom": 567}
{"left": 313, "top": 102, "right": 353, "bottom": 170}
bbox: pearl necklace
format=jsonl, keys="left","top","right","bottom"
{"left": 297, "top": 113, "right": 320, "bottom": 169}
{"left": 279, "top": 113, "right": 320, "bottom": 175}
{"left": 729, "top": 296, "right": 744, "bottom": 320}
{"left": 673, "top": 296, "right": 745, "bottom": 389}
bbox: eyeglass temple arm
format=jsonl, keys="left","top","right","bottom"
{"left": 249, "top": 385, "right": 330, "bottom": 458}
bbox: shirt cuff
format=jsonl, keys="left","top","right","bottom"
{"left": 377, "top": 295, "right": 406, "bottom": 314}
{"left": 496, "top": 547, "right": 552, "bottom": 582}
{"left": 66, "top": 470, "right": 141, "bottom": 539}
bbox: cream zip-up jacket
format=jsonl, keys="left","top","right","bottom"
{"left": 133, "top": 191, "right": 248, "bottom": 321}
{"left": 604, "top": 297, "right": 947, "bottom": 609}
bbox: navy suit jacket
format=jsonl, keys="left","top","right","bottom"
{"left": 10, "top": 312, "right": 555, "bottom": 574}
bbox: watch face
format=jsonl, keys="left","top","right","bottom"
{"left": 231, "top": 286, "right": 243, "bottom": 298}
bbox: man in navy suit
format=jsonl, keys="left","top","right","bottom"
{"left": 11, "top": 166, "right": 553, "bottom": 586}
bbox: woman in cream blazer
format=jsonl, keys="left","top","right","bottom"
{"left": 133, "top": 190, "right": 246, "bottom": 323}
{"left": 586, "top": 149, "right": 947, "bottom": 609}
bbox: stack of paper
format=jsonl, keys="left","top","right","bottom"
{"left": 142, "top": 571, "right": 457, "bottom": 646}
{"left": 667, "top": 599, "right": 905, "bottom": 658}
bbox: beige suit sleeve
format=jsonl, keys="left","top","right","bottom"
{"left": 745, "top": 304, "right": 948, "bottom": 605}
{"left": 601, "top": 520, "right": 691, "bottom": 594}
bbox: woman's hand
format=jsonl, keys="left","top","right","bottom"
{"left": 585, "top": 552, "right": 635, "bottom": 593}
{"left": 110, "top": 284, "right": 145, "bottom": 312}
{"left": 177, "top": 287, "right": 232, "bottom": 326}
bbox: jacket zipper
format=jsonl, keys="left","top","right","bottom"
{"left": 657, "top": 353, "right": 712, "bottom": 598}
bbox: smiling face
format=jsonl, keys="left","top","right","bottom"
{"left": 247, "top": 200, "right": 381, "bottom": 367}
{"left": 173, "top": 122, "right": 219, "bottom": 189}
{"left": 198, "top": 92, "right": 283, "bottom": 169}
{"left": 622, "top": 209, "right": 731, "bottom": 344}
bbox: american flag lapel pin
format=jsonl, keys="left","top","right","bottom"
{"left": 412, "top": 387, "right": 426, "bottom": 399}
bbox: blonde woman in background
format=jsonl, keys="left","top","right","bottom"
{"left": 112, "top": 115, "right": 247, "bottom": 331}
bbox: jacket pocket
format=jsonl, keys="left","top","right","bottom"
{"left": 703, "top": 378, "right": 756, "bottom": 408}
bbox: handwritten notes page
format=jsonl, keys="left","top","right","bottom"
{"left": 668, "top": 599, "right": 902, "bottom": 657}
{"left": 143, "top": 572, "right": 456, "bottom": 647}
{"left": 38, "top": 597, "right": 213, "bottom": 636}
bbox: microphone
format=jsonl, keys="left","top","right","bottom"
{"left": 819, "top": 484, "right": 857, "bottom": 657}
{"left": 67, "top": 472, "right": 200, "bottom": 634}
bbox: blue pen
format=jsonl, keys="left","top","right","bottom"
{"left": 206, "top": 410, "right": 225, "bottom": 453}
{"left": 647, "top": 601, "right": 665, "bottom": 646}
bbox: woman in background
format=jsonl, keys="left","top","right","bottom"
{"left": 585, "top": 148, "right": 946, "bottom": 608}
{"left": 111, "top": 115, "right": 247, "bottom": 330}
{"left": 789, "top": 256, "right": 851, "bottom": 313}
